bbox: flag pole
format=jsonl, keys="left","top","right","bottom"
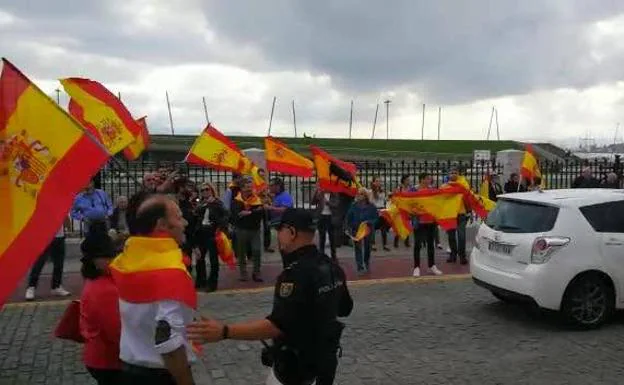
{"left": 202, "top": 96, "right": 210, "bottom": 125}
{"left": 165, "top": 91, "right": 175, "bottom": 135}
{"left": 495, "top": 107, "right": 500, "bottom": 140}
{"left": 437, "top": 106, "right": 442, "bottom": 140}
{"left": 117, "top": 92, "right": 122, "bottom": 101}
{"left": 486, "top": 106, "right": 494, "bottom": 140}
{"left": 292, "top": 99, "right": 297, "bottom": 138}
{"left": 55, "top": 88, "right": 61, "bottom": 104}
{"left": 348, "top": 100, "right": 353, "bottom": 139}
{"left": 371, "top": 103, "right": 379, "bottom": 139}
{"left": 267, "top": 96, "right": 276, "bottom": 136}
{"left": 421, "top": 103, "right": 425, "bottom": 140}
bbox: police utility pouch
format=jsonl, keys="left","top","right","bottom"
{"left": 261, "top": 342, "right": 314, "bottom": 385}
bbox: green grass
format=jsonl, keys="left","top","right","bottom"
{"left": 151, "top": 134, "right": 522, "bottom": 159}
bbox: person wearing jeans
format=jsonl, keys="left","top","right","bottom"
{"left": 446, "top": 214, "right": 469, "bottom": 264}
{"left": 345, "top": 188, "right": 379, "bottom": 274}
{"left": 25, "top": 223, "right": 71, "bottom": 300}
{"left": 443, "top": 167, "right": 470, "bottom": 265}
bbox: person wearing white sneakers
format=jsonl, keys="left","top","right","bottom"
{"left": 25, "top": 222, "right": 71, "bottom": 301}
{"left": 412, "top": 173, "right": 443, "bottom": 277}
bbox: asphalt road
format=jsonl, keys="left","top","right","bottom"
{"left": 2, "top": 278, "right": 624, "bottom": 384}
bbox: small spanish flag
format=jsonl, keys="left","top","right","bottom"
{"left": 265, "top": 137, "right": 314, "bottom": 177}
{"left": 61, "top": 78, "right": 142, "bottom": 155}
{"left": 351, "top": 222, "right": 372, "bottom": 242}
{"left": 310, "top": 145, "right": 359, "bottom": 197}
{"left": 122, "top": 116, "right": 149, "bottom": 161}
{"left": 0, "top": 59, "right": 110, "bottom": 307}
{"left": 478, "top": 177, "right": 497, "bottom": 212}
{"left": 186, "top": 124, "right": 245, "bottom": 172}
{"left": 109, "top": 236, "right": 197, "bottom": 309}
{"left": 237, "top": 156, "right": 266, "bottom": 192}
{"left": 520, "top": 144, "right": 541, "bottom": 182}
{"left": 214, "top": 231, "right": 236, "bottom": 270}
{"left": 380, "top": 205, "right": 413, "bottom": 240}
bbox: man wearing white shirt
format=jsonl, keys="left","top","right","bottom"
{"left": 25, "top": 219, "right": 71, "bottom": 300}
{"left": 110, "top": 195, "right": 196, "bottom": 385}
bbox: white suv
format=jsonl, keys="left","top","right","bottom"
{"left": 471, "top": 188, "right": 624, "bottom": 329}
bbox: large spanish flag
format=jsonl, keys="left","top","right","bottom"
{"left": 122, "top": 116, "right": 149, "bottom": 161}
{"left": 380, "top": 204, "right": 413, "bottom": 240}
{"left": 185, "top": 124, "right": 245, "bottom": 172}
{"left": 110, "top": 236, "right": 197, "bottom": 309}
{"left": 392, "top": 187, "right": 466, "bottom": 230}
{"left": 0, "top": 59, "right": 109, "bottom": 306}
{"left": 520, "top": 144, "right": 541, "bottom": 181}
{"left": 61, "top": 78, "right": 141, "bottom": 155}
{"left": 310, "top": 145, "right": 359, "bottom": 196}
{"left": 265, "top": 137, "right": 314, "bottom": 177}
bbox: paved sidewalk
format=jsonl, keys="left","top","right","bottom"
{"left": 3, "top": 278, "right": 624, "bottom": 384}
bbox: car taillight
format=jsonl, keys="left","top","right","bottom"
{"left": 530, "top": 236, "right": 570, "bottom": 264}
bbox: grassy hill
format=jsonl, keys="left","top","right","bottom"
{"left": 150, "top": 134, "right": 522, "bottom": 159}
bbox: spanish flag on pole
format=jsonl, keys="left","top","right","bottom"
{"left": 310, "top": 145, "right": 359, "bottom": 196}
{"left": 392, "top": 187, "right": 466, "bottom": 230}
{"left": 0, "top": 59, "right": 109, "bottom": 306}
{"left": 520, "top": 144, "right": 541, "bottom": 181}
{"left": 237, "top": 156, "right": 267, "bottom": 192}
{"left": 110, "top": 236, "right": 197, "bottom": 309}
{"left": 185, "top": 124, "right": 245, "bottom": 172}
{"left": 61, "top": 78, "right": 142, "bottom": 155}
{"left": 265, "top": 137, "right": 314, "bottom": 177}
{"left": 122, "top": 116, "right": 149, "bottom": 161}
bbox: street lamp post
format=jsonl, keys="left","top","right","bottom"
{"left": 384, "top": 99, "right": 391, "bottom": 140}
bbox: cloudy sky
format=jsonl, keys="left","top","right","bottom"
{"left": 2, "top": 0, "right": 624, "bottom": 148}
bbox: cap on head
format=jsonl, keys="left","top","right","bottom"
{"left": 271, "top": 208, "right": 317, "bottom": 233}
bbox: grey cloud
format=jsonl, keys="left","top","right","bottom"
{"left": 200, "top": 0, "right": 624, "bottom": 104}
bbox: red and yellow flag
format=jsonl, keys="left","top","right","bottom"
{"left": 265, "top": 137, "right": 314, "bottom": 177}
{"left": 234, "top": 192, "right": 263, "bottom": 208}
{"left": 237, "top": 156, "right": 266, "bottom": 192}
{"left": 215, "top": 230, "right": 236, "bottom": 270}
{"left": 392, "top": 188, "right": 466, "bottom": 230}
{"left": 122, "top": 116, "right": 149, "bottom": 161}
{"left": 61, "top": 78, "right": 141, "bottom": 155}
{"left": 310, "top": 145, "right": 359, "bottom": 196}
{"left": 479, "top": 176, "right": 497, "bottom": 212}
{"left": 351, "top": 221, "right": 372, "bottom": 242}
{"left": 520, "top": 144, "right": 541, "bottom": 181}
{"left": 186, "top": 124, "right": 245, "bottom": 172}
{"left": 380, "top": 204, "right": 413, "bottom": 240}
{"left": 109, "top": 236, "right": 197, "bottom": 309}
{"left": 0, "top": 59, "right": 109, "bottom": 307}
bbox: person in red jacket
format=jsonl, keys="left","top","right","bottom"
{"left": 78, "top": 221, "right": 122, "bottom": 385}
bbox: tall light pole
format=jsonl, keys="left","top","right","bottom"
{"left": 384, "top": 99, "right": 391, "bottom": 140}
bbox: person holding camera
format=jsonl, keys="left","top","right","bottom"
{"left": 186, "top": 208, "right": 353, "bottom": 385}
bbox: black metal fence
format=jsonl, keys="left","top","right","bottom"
{"left": 58, "top": 156, "right": 620, "bottom": 237}
{"left": 97, "top": 156, "right": 623, "bottom": 206}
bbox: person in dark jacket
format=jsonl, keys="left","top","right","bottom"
{"left": 108, "top": 196, "right": 129, "bottom": 251}
{"left": 488, "top": 174, "right": 504, "bottom": 201}
{"left": 231, "top": 177, "right": 265, "bottom": 282}
{"left": 194, "top": 183, "right": 229, "bottom": 291}
{"left": 312, "top": 186, "right": 341, "bottom": 260}
{"left": 345, "top": 188, "right": 379, "bottom": 274}
{"left": 503, "top": 173, "right": 526, "bottom": 193}
{"left": 572, "top": 167, "right": 600, "bottom": 188}
{"left": 176, "top": 183, "right": 197, "bottom": 267}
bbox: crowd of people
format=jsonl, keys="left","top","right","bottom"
{"left": 24, "top": 162, "right": 623, "bottom": 384}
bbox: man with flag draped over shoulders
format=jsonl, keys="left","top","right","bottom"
{"left": 231, "top": 177, "right": 265, "bottom": 282}
{"left": 109, "top": 194, "right": 196, "bottom": 385}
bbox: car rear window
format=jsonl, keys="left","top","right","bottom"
{"left": 485, "top": 199, "right": 559, "bottom": 233}
{"left": 580, "top": 201, "right": 624, "bottom": 233}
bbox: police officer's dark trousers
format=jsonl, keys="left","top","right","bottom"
{"left": 315, "top": 354, "right": 338, "bottom": 385}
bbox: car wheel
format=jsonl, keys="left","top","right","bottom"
{"left": 561, "top": 273, "right": 614, "bottom": 330}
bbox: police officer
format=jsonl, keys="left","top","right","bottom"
{"left": 187, "top": 208, "right": 353, "bottom": 385}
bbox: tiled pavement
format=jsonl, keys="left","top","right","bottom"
{"left": 3, "top": 278, "right": 624, "bottom": 384}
